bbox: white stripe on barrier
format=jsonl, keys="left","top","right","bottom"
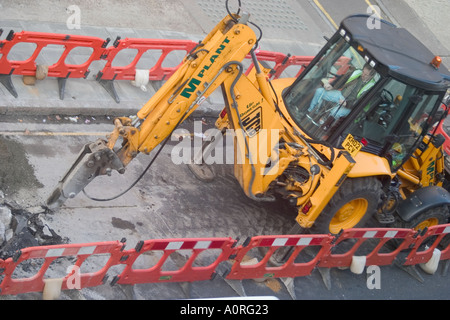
{"left": 363, "top": 231, "right": 378, "bottom": 238}
{"left": 46, "top": 248, "right": 65, "bottom": 257}
{"left": 194, "top": 241, "right": 212, "bottom": 249}
{"left": 166, "top": 242, "right": 183, "bottom": 250}
{"left": 384, "top": 230, "right": 398, "bottom": 238}
{"left": 78, "top": 246, "right": 96, "bottom": 255}
{"left": 273, "top": 238, "right": 288, "bottom": 246}
{"left": 297, "top": 237, "right": 312, "bottom": 246}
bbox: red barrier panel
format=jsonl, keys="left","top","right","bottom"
{"left": 0, "top": 31, "right": 107, "bottom": 78}
{"left": 245, "top": 50, "right": 313, "bottom": 80}
{"left": 1, "top": 226, "right": 448, "bottom": 297}
{"left": 404, "top": 224, "right": 450, "bottom": 266}
{"left": 0, "top": 241, "right": 124, "bottom": 296}
{"left": 437, "top": 225, "right": 450, "bottom": 261}
{"left": 95, "top": 37, "right": 198, "bottom": 102}
{"left": 115, "top": 237, "right": 236, "bottom": 285}
{"left": 226, "top": 234, "right": 333, "bottom": 280}
{"left": 97, "top": 37, "right": 198, "bottom": 82}
{"left": 317, "top": 228, "right": 416, "bottom": 269}
{"left": 272, "top": 54, "right": 313, "bottom": 79}
{"left": 0, "top": 30, "right": 109, "bottom": 98}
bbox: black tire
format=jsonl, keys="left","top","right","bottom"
{"left": 395, "top": 205, "right": 449, "bottom": 230}
{"left": 394, "top": 206, "right": 450, "bottom": 249}
{"left": 310, "top": 177, "right": 382, "bottom": 235}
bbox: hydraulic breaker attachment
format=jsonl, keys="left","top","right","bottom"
{"left": 46, "top": 139, "right": 125, "bottom": 210}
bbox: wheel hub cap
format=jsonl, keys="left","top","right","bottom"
{"left": 329, "top": 198, "right": 368, "bottom": 233}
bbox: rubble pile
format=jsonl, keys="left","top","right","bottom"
{"left": 0, "top": 191, "right": 67, "bottom": 260}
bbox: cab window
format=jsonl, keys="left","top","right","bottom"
{"left": 342, "top": 78, "right": 441, "bottom": 169}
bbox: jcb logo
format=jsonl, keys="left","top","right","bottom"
{"left": 242, "top": 107, "right": 262, "bottom": 138}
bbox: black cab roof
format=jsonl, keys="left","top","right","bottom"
{"left": 340, "top": 14, "right": 450, "bottom": 92}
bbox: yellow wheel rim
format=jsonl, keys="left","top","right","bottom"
{"left": 329, "top": 198, "right": 368, "bottom": 234}
{"left": 414, "top": 218, "right": 439, "bottom": 231}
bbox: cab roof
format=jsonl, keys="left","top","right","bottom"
{"left": 341, "top": 14, "right": 450, "bottom": 91}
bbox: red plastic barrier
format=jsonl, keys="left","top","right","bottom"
{"left": 95, "top": 37, "right": 199, "bottom": 102}
{"left": 226, "top": 234, "right": 333, "bottom": 280}
{"left": 0, "top": 30, "right": 107, "bottom": 78}
{"left": 245, "top": 50, "right": 313, "bottom": 80}
{"left": 0, "top": 30, "right": 109, "bottom": 98}
{"left": 317, "top": 228, "right": 416, "bottom": 269}
{"left": 437, "top": 225, "right": 450, "bottom": 261}
{"left": 271, "top": 54, "right": 313, "bottom": 79}
{"left": 0, "top": 241, "right": 124, "bottom": 296}
{"left": 97, "top": 37, "right": 198, "bottom": 82}
{"left": 404, "top": 224, "right": 450, "bottom": 266}
{"left": 115, "top": 237, "right": 236, "bottom": 285}
{"left": 1, "top": 225, "right": 449, "bottom": 297}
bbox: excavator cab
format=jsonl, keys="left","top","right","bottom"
{"left": 284, "top": 15, "right": 450, "bottom": 173}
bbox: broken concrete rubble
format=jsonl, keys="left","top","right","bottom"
{"left": 0, "top": 198, "right": 67, "bottom": 260}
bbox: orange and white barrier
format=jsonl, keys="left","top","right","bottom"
{"left": 226, "top": 234, "right": 332, "bottom": 280}
{"left": 0, "top": 29, "right": 314, "bottom": 102}
{"left": 114, "top": 238, "right": 237, "bottom": 285}
{"left": 0, "top": 224, "right": 449, "bottom": 297}
{"left": 318, "top": 228, "right": 416, "bottom": 269}
{"left": 404, "top": 224, "right": 450, "bottom": 266}
{"left": 0, "top": 241, "right": 124, "bottom": 296}
{"left": 0, "top": 30, "right": 109, "bottom": 99}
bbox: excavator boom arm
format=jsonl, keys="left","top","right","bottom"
{"left": 46, "top": 13, "right": 282, "bottom": 209}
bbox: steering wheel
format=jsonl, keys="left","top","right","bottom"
{"left": 380, "top": 89, "right": 394, "bottom": 104}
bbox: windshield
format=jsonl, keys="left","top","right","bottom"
{"left": 341, "top": 78, "right": 441, "bottom": 170}
{"left": 283, "top": 35, "right": 444, "bottom": 171}
{"left": 284, "top": 36, "right": 381, "bottom": 140}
